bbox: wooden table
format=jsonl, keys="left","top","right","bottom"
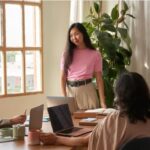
{"left": 0, "top": 118, "right": 95, "bottom": 150}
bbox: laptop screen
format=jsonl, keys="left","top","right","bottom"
{"left": 46, "top": 96, "right": 77, "bottom": 114}
{"left": 47, "top": 104, "right": 73, "bottom": 132}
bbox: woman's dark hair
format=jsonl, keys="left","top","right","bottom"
{"left": 114, "top": 71, "right": 150, "bottom": 123}
{"left": 63, "top": 22, "right": 95, "bottom": 75}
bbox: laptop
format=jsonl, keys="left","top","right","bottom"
{"left": 46, "top": 96, "right": 77, "bottom": 114}
{"left": 47, "top": 104, "right": 92, "bottom": 137}
{"left": 25, "top": 104, "right": 44, "bottom": 135}
{"left": 29, "top": 104, "right": 44, "bottom": 131}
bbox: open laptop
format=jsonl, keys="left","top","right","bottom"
{"left": 47, "top": 104, "right": 92, "bottom": 137}
{"left": 25, "top": 104, "right": 44, "bottom": 135}
{"left": 29, "top": 104, "right": 44, "bottom": 130}
{"left": 47, "top": 96, "right": 77, "bottom": 114}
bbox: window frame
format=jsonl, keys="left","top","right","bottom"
{"left": 0, "top": 0, "right": 43, "bottom": 97}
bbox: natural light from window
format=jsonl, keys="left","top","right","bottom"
{"left": 0, "top": 0, "right": 43, "bottom": 96}
{"left": 6, "top": 51, "right": 23, "bottom": 94}
{"left": 25, "top": 6, "right": 41, "bottom": 47}
{"left": 6, "top": 4, "right": 23, "bottom": 47}
{"left": 25, "top": 51, "right": 42, "bottom": 92}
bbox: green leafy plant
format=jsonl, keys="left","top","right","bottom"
{"left": 83, "top": 1, "right": 135, "bottom": 107}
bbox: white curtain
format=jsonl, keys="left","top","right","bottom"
{"left": 127, "top": 0, "right": 150, "bottom": 86}
{"left": 70, "top": 0, "right": 83, "bottom": 24}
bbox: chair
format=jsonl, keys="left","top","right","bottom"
{"left": 119, "top": 137, "right": 150, "bottom": 150}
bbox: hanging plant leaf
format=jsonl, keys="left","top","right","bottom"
{"left": 119, "top": 47, "right": 132, "bottom": 57}
{"left": 101, "top": 24, "right": 116, "bottom": 32}
{"left": 101, "top": 18, "right": 113, "bottom": 24}
{"left": 117, "top": 28, "right": 127, "bottom": 39}
{"left": 111, "top": 4, "right": 119, "bottom": 21}
{"left": 112, "top": 38, "right": 121, "bottom": 49}
{"left": 94, "top": 2, "right": 100, "bottom": 14}
{"left": 123, "top": 1, "right": 129, "bottom": 11}
{"left": 121, "top": 10, "right": 126, "bottom": 15}
{"left": 102, "top": 13, "right": 110, "bottom": 19}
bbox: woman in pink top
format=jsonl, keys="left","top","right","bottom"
{"left": 60, "top": 22, "right": 106, "bottom": 109}
{"left": 40, "top": 72, "right": 150, "bottom": 150}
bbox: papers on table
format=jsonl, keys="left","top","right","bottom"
{"left": 85, "top": 108, "right": 116, "bottom": 115}
{"left": 73, "top": 108, "right": 116, "bottom": 119}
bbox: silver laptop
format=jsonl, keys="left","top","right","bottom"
{"left": 25, "top": 104, "right": 44, "bottom": 135}
{"left": 46, "top": 96, "right": 77, "bottom": 114}
{"left": 47, "top": 104, "right": 92, "bottom": 137}
{"left": 29, "top": 104, "right": 44, "bottom": 130}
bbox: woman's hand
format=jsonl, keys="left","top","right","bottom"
{"left": 100, "top": 102, "right": 107, "bottom": 108}
{"left": 40, "top": 132, "right": 57, "bottom": 145}
{"left": 10, "top": 114, "right": 26, "bottom": 125}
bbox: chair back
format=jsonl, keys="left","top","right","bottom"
{"left": 119, "top": 137, "right": 150, "bottom": 150}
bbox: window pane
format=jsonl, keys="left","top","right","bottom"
{"left": 25, "top": 6, "right": 41, "bottom": 47}
{"left": 6, "top": 51, "right": 23, "bottom": 94}
{"left": 25, "top": 51, "right": 42, "bottom": 92}
{"left": 0, "top": 51, "right": 4, "bottom": 95}
{"left": 5, "top": 4, "right": 22, "bottom": 47}
{"left": 0, "top": 3, "right": 2, "bottom": 47}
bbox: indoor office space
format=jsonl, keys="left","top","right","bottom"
{"left": 0, "top": 0, "right": 150, "bottom": 150}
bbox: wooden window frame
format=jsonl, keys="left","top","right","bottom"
{"left": 0, "top": 0, "right": 44, "bottom": 97}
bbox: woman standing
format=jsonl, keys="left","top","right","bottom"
{"left": 60, "top": 23, "right": 106, "bottom": 109}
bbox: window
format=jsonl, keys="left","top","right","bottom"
{"left": 0, "top": 0, "right": 43, "bottom": 96}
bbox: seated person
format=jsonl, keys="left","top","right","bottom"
{"left": 39, "top": 71, "right": 150, "bottom": 150}
{"left": 0, "top": 114, "right": 26, "bottom": 128}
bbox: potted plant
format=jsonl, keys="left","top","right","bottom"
{"left": 83, "top": 1, "right": 135, "bottom": 107}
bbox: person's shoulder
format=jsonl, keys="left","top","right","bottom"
{"left": 96, "top": 110, "right": 120, "bottom": 130}
{"left": 104, "top": 110, "right": 128, "bottom": 126}
{"left": 105, "top": 110, "right": 121, "bottom": 121}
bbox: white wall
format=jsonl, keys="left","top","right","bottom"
{"left": 0, "top": 94, "right": 46, "bottom": 117}
{"left": 43, "top": 1, "right": 70, "bottom": 96}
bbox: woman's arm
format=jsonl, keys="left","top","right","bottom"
{"left": 0, "top": 114, "right": 26, "bottom": 128}
{"left": 56, "top": 134, "right": 89, "bottom": 146}
{"left": 60, "top": 70, "right": 67, "bottom": 96}
{"left": 0, "top": 119, "right": 11, "bottom": 128}
{"left": 40, "top": 132, "right": 90, "bottom": 146}
{"left": 10, "top": 114, "right": 26, "bottom": 125}
{"left": 95, "top": 71, "right": 107, "bottom": 108}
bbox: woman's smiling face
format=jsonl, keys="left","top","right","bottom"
{"left": 70, "top": 27, "right": 84, "bottom": 47}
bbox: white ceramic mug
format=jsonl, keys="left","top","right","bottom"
{"left": 27, "top": 130, "right": 40, "bottom": 145}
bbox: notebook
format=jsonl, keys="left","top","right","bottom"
{"left": 47, "top": 104, "right": 92, "bottom": 137}
{"left": 46, "top": 96, "right": 77, "bottom": 114}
